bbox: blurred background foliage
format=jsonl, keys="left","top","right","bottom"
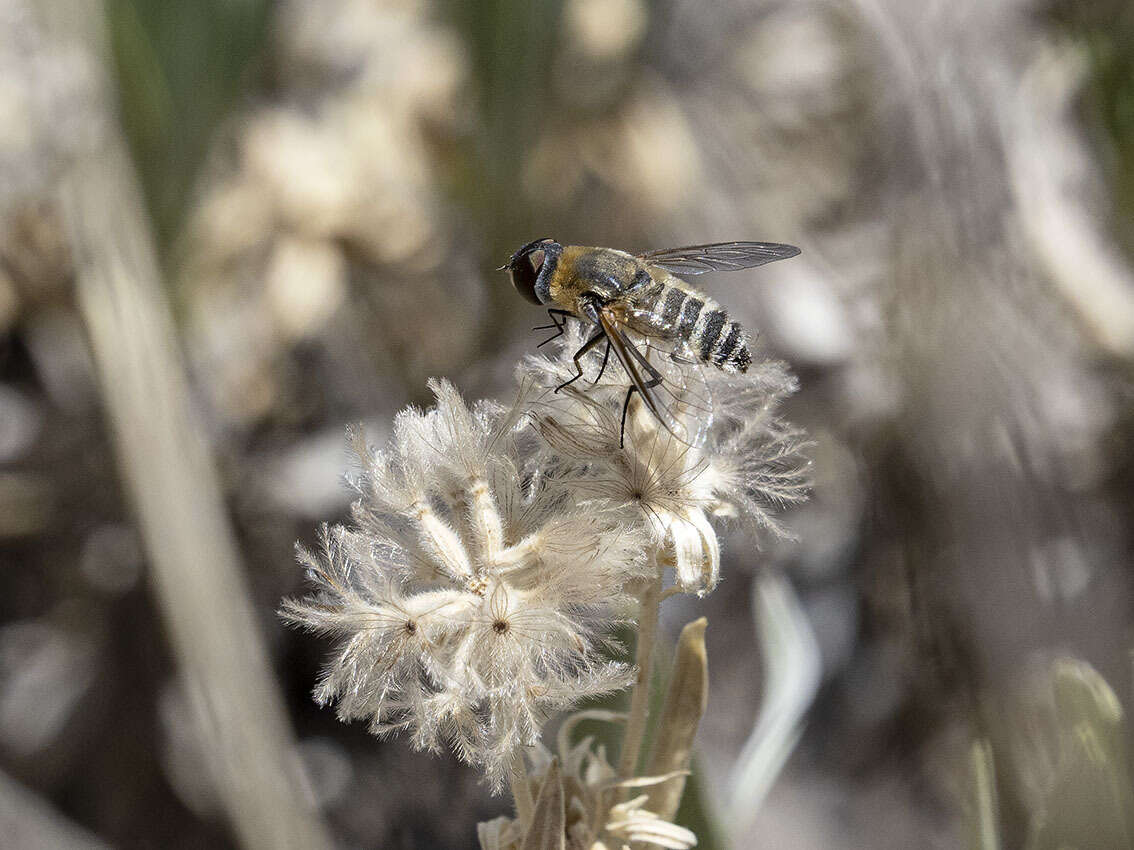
{"left": 1050, "top": 0, "right": 1134, "bottom": 254}
{"left": 108, "top": 0, "right": 273, "bottom": 251}
{"left": 2, "top": 0, "right": 1134, "bottom": 848}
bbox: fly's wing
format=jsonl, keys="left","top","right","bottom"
{"left": 637, "top": 241, "right": 800, "bottom": 276}
{"left": 597, "top": 308, "right": 715, "bottom": 447}
{"left": 596, "top": 310, "right": 677, "bottom": 433}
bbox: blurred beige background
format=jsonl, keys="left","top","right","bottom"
{"left": 1, "top": 0, "right": 1132, "bottom": 847}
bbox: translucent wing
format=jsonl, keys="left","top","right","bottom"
{"left": 597, "top": 308, "right": 715, "bottom": 447}
{"left": 645, "top": 335, "right": 716, "bottom": 448}
{"left": 637, "top": 241, "right": 800, "bottom": 276}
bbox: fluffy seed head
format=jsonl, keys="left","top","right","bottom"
{"left": 283, "top": 380, "right": 649, "bottom": 786}
{"left": 519, "top": 321, "right": 810, "bottom": 593}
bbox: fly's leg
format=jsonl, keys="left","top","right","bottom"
{"left": 592, "top": 339, "right": 612, "bottom": 384}
{"left": 668, "top": 346, "right": 696, "bottom": 366}
{"left": 535, "top": 308, "right": 574, "bottom": 348}
{"left": 623, "top": 335, "right": 667, "bottom": 385}
{"left": 618, "top": 355, "right": 665, "bottom": 448}
{"left": 534, "top": 308, "right": 573, "bottom": 331}
{"left": 619, "top": 387, "right": 635, "bottom": 448}
{"left": 556, "top": 329, "right": 607, "bottom": 393}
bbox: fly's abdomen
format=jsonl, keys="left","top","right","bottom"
{"left": 690, "top": 302, "right": 751, "bottom": 373}
{"left": 632, "top": 283, "right": 752, "bottom": 373}
{"left": 707, "top": 316, "right": 752, "bottom": 372}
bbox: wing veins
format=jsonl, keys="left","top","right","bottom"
{"left": 637, "top": 241, "right": 800, "bottom": 276}
{"left": 597, "top": 310, "right": 684, "bottom": 439}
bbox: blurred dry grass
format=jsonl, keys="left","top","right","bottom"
{"left": 1, "top": 0, "right": 1133, "bottom": 848}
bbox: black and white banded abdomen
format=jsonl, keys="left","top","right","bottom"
{"left": 635, "top": 283, "right": 753, "bottom": 373}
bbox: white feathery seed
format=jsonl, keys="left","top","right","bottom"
{"left": 284, "top": 315, "right": 809, "bottom": 801}
{"left": 283, "top": 379, "right": 650, "bottom": 786}
{"left": 518, "top": 321, "right": 810, "bottom": 593}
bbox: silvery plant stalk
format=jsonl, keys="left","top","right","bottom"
{"left": 283, "top": 322, "right": 810, "bottom": 848}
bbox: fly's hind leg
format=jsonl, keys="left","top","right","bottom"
{"left": 592, "top": 339, "right": 612, "bottom": 384}
{"left": 556, "top": 329, "right": 607, "bottom": 393}
{"left": 663, "top": 336, "right": 698, "bottom": 366}
{"left": 618, "top": 356, "right": 665, "bottom": 448}
{"left": 619, "top": 387, "right": 636, "bottom": 448}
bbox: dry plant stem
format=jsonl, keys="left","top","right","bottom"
{"left": 45, "top": 4, "right": 331, "bottom": 848}
{"left": 510, "top": 752, "right": 534, "bottom": 827}
{"left": 619, "top": 560, "right": 663, "bottom": 779}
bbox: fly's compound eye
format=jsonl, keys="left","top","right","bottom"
{"left": 507, "top": 239, "right": 557, "bottom": 305}
{"left": 509, "top": 253, "right": 542, "bottom": 305}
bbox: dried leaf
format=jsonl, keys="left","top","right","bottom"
{"left": 1030, "top": 659, "right": 1134, "bottom": 850}
{"left": 521, "top": 759, "right": 565, "bottom": 850}
{"left": 644, "top": 617, "right": 708, "bottom": 821}
{"left": 477, "top": 815, "right": 516, "bottom": 850}
{"left": 966, "top": 738, "right": 1001, "bottom": 850}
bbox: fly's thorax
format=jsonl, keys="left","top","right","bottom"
{"left": 549, "top": 246, "right": 645, "bottom": 315}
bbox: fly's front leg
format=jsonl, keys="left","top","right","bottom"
{"left": 556, "top": 293, "right": 609, "bottom": 392}
{"left": 535, "top": 308, "right": 574, "bottom": 348}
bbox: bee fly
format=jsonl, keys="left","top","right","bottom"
{"left": 500, "top": 238, "right": 801, "bottom": 444}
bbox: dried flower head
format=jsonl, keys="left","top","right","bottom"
{"left": 284, "top": 306, "right": 808, "bottom": 806}
{"left": 520, "top": 321, "right": 810, "bottom": 594}
{"left": 282, "top": 379, "right": 649, "bottom": 786}
{"left": 477, "top": 711, "right": 697, "bottom": 850}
